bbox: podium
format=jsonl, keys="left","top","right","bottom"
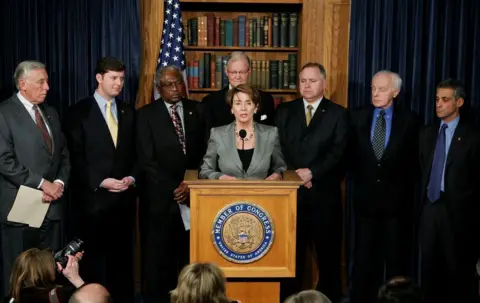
{"left": 184, "top": 170, "right": 303, "bottom": 303}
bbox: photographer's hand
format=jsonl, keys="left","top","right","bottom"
{"left": 57, "top": 255, "right": 85, "bottom": 288}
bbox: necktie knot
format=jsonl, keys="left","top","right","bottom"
{"left": 378, "top": 110, "right": 385, "bottom": 117}
{"left": 440, "top": 124, "right": 448, "bottom": 132}
{"left": 307, "top": 105, "right": 313, "bottom": 111}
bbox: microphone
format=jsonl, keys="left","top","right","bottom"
{"left": 239, "top": 129, "right": 247, "bottom": 150}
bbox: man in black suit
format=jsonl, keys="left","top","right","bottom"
{"left": 348, "top": 71, "right": 419, "bottom": 303}
{"left": 419, "top": 79, "right": 480, "bottom": 303}
{"left": 0, "top": 61, "right": 70, "bottom": 295}
{"left": 276, "top": 62, "right": 347, "bottom": 302}
{"left": 202, "top": 51, "right": 275, "bottom": 127}
{"left": 137, "top": 66, "right": 210, "bottom": 303}
{"left": 65, "top": 57, "right": 137, "bottom": 302}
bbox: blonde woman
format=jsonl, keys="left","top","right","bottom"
{"left": 170, "top": 263, "right": 238, "bottom": 303}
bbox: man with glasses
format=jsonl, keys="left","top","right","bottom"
{"left": 202, "top": 51, "right": 275, "bottom": 127}
{"left": 137, "top": 65, "right": 210, "bottom": 302}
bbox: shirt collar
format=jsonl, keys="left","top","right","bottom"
{"left": 16, "top": 91, "right": 35, "bottom": 111}
{"left": 164, "top": 100, "right": 183, "bottom": 109}
{"left": 303, "top": 97, "right": 323, "bottom": 111}
{"left": 373, "top": 104, "right": 394, "bottom": 119}
{"left": 441, "top": 115, "right": 460, "bottom": 131}
{"left": 94, "top": 91, "right": 115, "bottom": 108}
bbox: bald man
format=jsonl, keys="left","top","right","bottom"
{"left": 68, "top": 284, "right": 111, "bottom": 303}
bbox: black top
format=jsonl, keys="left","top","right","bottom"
{"left": 237, "top": 148, "right": 254, "bottom": 172}
{"left": 3, "top": 285, "right": 76, "bottom": 303}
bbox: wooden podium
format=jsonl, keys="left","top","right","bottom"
{"left": 184, "top": 170, "right": 303, "bottom": 303}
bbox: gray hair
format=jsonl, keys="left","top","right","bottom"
{"left": 284, "top": 290, "right": 332, "bottom": 303}
{"left": 14, "top": 60, "right": 46, "bottom": 90}
{"left": 226, "top": 51, "right": 251, "bottom": 70}
{"left": 373, "top": 70, "right": 402, "bottom": 91}
{"left": 154, "top": 65, "right": 183, "bottom": 85}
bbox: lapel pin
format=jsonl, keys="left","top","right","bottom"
{"left": 121, "top": 110, "right": 124, "bottom": 114}
{"left": 189, "top": 111, "right": 192, "bottom": 115}
{"left": 322, "top": 109, "right": 325, "bottom": 113}
{"left": 458, "top": 137, "right": 462, "bottom": 141}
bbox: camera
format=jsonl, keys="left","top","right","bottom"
{"left": 54, "top": 238, "right": 84, "bottom": 268}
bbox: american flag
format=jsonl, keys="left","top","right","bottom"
{"left": 154, "top": 0, "right": 187, "bottom": 99}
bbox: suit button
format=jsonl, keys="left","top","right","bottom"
{"left": 377, "top": 179, "right": 380, "bottom": 183}
{"left": 377, "top": 164, "right": 381, "bottom": 167}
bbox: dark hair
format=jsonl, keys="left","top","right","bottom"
{"left": 226, "top": 84, "right": 261, "bottom": 110}
{"left": 95, "top": 57, "right": 126, "bottom": 75}
{"left": 300, "top": 62, "right": 327, "bottom": 78}
{"left": 377, "top": 277, "right": 423, "bottom": 303}
{"left": 437, "top": 79, "right": 466, "bottom": 100}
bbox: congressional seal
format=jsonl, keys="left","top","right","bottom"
{"left": 212, "top": 202, "right": 274, "bottom": 264}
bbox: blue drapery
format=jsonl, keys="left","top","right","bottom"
{"left": 347, "top": 0, "right": 480, "bottom": 294}
{"left": 0, "top": 0, "right": 141, "bottom": 117}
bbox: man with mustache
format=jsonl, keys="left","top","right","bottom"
{"left": 65, "top": 57, "right": 137, "bottom": 302}
{"left": 0, "top": 60, "right": 70, "bottom": 297}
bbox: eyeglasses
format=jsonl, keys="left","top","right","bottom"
{"left": 227, "top": 70, "right": 249, "bottom": 76}
{"left": 158, "top": 80, "right": 182, "bottom": 90}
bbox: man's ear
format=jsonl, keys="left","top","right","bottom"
{"left": 95, "top": 73, "right": 103, "bottom": 83}
{"left": 456, "top": 97, "right": 464, "bottom": 108}
{"left": 392, "top": 89, "right": 400, "bottom": 99}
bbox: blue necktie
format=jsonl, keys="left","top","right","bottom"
{"left": 427, "top": 124, "right": 448, "bottom": 202}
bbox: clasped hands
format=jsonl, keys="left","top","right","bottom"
{"left": 296, "top": 168, "right": 312, "bottom": 188}
{"left": 41, "top": 180, "right": 64, "bottom": 203}
{"left": 174, "top": 181, "right": 189, "bottom": 205}
{"left": 101, "top": 177, "right": 135, "bottom": 193}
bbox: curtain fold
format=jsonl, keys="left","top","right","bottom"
{"left": 0, "top": 0, "right": 141, "bottom": 118}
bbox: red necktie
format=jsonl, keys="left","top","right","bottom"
{"left": 33, "top": 105, "right": 52, "bottom": 154}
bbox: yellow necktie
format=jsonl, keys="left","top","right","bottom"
{"left": 106, "top": 100, "right": 118, "bottom": 147}
{"left": 306, "top": 105, "right": 313, "bottom": 126}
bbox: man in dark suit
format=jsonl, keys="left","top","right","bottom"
{"left": 276, "top": 62, "right": 348, "bottom": 302}
{"left": 137, "top": 66, "right": 210, "bottom": 302}
{"left": 419, "top": 79, "right": 480, "bottom": 303}
{"left": 0, "top": 61, "right": 70, "bottom": 295}
{"left": 348, "top": 71, "right": 419, "bottom": 303}
{"left": 202, "top": 51, "right": 275, "bottom": 127}
{"left": 64, "top": 57, "right": 136, "bottom": 302}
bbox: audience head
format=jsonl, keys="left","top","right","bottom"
{"left": 284, "top": 290, "right": 331, "bottom": 303}
{"left": 170, "top": 262, "right": 230, "bottom": 303}
{"left": 299, "top": 62, "right": 327, "bottom": 103}
{"left": 226, "top": 84, "right": 260, "bottom": 125}
{"left": 155, "top": 65, "right": 185, "bottom": 104}
{"left": 371, "top": 70, "right": 402, "bottom": 109}
{"left": 8, "top": 248, "right": 56, "bottom": 300}
{"left": 226, "top": 51, "right": 251, "bottom": 87}
{"left": 95, "top": 57, "right": 126, "bottom": 100}
{"left": 436, "top": 78, "right": 465, "bottom": 122}
{"left": 377, "top": 276, "right": 423, "bottom": 303}
{"left": 68, "top": 283, "right": 111, "bottom": 303}
{"left": 14, "top": 60, "right": 49, "bottom": 104}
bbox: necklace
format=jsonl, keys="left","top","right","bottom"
{"left": 235, "top": 124, "right": 255, "bottom": 141}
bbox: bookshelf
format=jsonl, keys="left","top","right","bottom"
{"left": 181, "top": 1, "right": 302, "bottom": 104}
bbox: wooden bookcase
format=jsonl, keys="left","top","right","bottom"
{"left": 181, "top": 0, "right": 303, "bottom": 104}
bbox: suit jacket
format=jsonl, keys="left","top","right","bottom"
{"left": 64, "top": 96, "right": 137, "bottom": 218}
{"left": 349, "top": 104, "right": 419, "bottom": 217}
{"left": 0, "top": 94, "right": 70, "bottom": 222}
{"left": 419, "top": 118, "right": 480, "bottom": 235}
{"left": 202, "top": 87, "right": 275, "bottom": 127}
{"left": 136, "top": 98, "right": 210, "bottom": 216}
{"left": 199, "top": 122, "right": 286, "bottom": 179}
{"left": 276, "top": 98, "right": 348, "bottom": 201}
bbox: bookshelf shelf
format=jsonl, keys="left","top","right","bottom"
{"left": 185, "top": 46, "right": 299, "bottom": 52}
{"left": 189, "top": 88, "right": 298, "bottom": 93}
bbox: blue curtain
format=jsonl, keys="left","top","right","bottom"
{"left": 346, "top": 0, "right": 480, "bottom": 294}
{"left": 0, "top": 0, "right": 141, "bottom": 118}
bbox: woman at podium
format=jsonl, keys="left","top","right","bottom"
{"left": 199, "top": 84, "right": 286, "bottom": 180}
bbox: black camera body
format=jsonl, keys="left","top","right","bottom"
{"left": 54, "top": 238, "right": 84, "bottom": 268}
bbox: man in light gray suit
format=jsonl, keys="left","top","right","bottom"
{"left": 0, "top": 61, "right": 70, "bottom": 294}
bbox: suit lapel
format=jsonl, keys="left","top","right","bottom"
{"left": 157, "top": 99, "right": 184, "bottom": 155}
{"left": 445, "top": 120, "right": 467, "bottom": 170}
{"left": 382, "top": 108, "right": 404, "bottom": 159}
{"left": 220, "top": 123, "right": 243, "bottom": 171}
{"left": 246, "top": 123, "right": 262, "bottom": 175}
{"left": 90, "top": 98, "right": 116, "bottom": 150}
{"left": 40, "top": 105, "right": 56, "bottom": 156}
{"left": 115, "top": 100, "right": 126, "bottom": 150}
{"left": 305, "top": 99, "right": 329, "bottom": 135}
{"left": 11, "top": 96, "right": 50, "bottom": 154}
{"left": 424, "top": 123, "right": 440, "bottom": 175}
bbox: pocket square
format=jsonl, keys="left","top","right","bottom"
{"left": 261, "top": 114, "right": 267, "bottom": 121}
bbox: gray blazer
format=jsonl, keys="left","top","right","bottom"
{"left": 0, "top": 95, "right": 70, "bottom": 222}
{"left": 199, "top": 122, "right": 286, "bottom": 179}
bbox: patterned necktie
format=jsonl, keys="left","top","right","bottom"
{"left": 33, "top": 105, "right": 52, "bottom": 154}
{"left": 372, "top": 110, "right": 386, "bottom": 160}
{"left": 427, "top": 124, "right": 448, "bottom": 202}
{"left": 170, "top": 104, "right": 186, "bottom": 154}
{"left": 306, "top": 105, "right": 313, "bottom": 126}
{"left": 106, "top": 100, "right": 118, "bottom": 147}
